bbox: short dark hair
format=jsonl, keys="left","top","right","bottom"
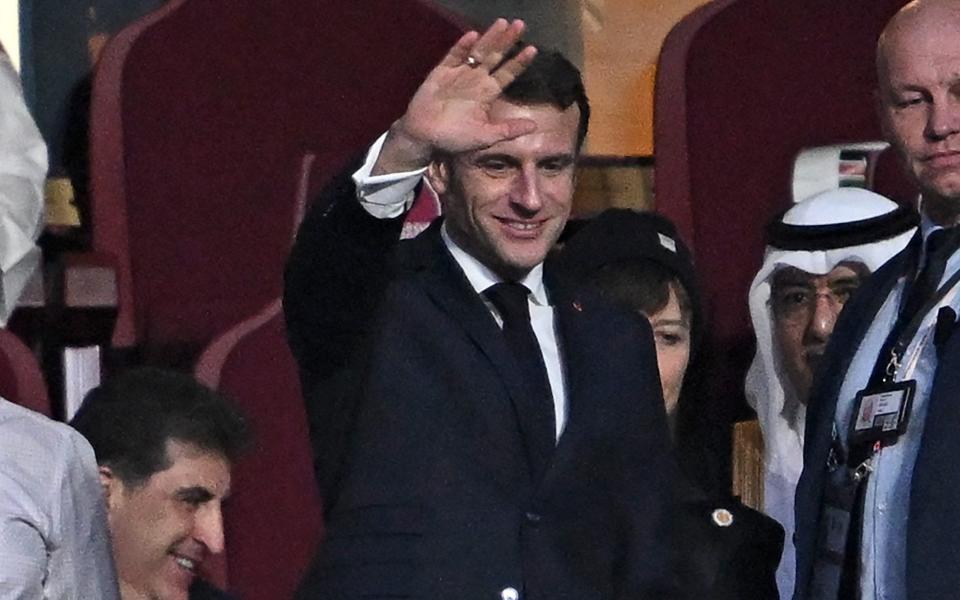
{"left": 70, "top": 367, "right": 250, "bottom": 487}
{"left": 502, "top": 48, "right": 590, "bottom": 150}
{"left": 587, "top": 259, "right": 693, "bottom": 325}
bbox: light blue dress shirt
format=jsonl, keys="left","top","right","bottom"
{"left": 833, "top": 219, "right": 960, "bottom": 599}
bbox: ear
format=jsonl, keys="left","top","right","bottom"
{"left": 98, "top": 465, "right": 121, "bottom": 507}
{"left": 426, "top": 158, "right": 451, "bottom": 196}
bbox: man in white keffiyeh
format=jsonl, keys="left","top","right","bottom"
{"left": 745, "top": 187, "right": 917, "bottom": 599}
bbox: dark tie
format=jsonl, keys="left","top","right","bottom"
{"left": 901, "top": 228, "right": 960, "bottom": 322}
{"left": 484, "top": 282, "right": 556, "bottom": 478}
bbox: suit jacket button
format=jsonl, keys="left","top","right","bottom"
{"left": 524, "top": 511, "right": 542, "bottom": 524}
{"left": 501, "top": 587, "right": 520, "bottom": 600}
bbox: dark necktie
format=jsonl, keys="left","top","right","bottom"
{"left": 484, "top": 282, "right": 556, "bottom": 478}
{"left": 900, "top": 228, "right": 960, "bottom": 322}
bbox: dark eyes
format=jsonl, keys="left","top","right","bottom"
{"left": 778, "top": 290, "right": 810, "bottom": 307}
{"left": 653, "top": 328, "right": 689, "bottom": 347}
{"left": 894, "top": 96, "right": 923, "bottom": 109}
{"left": 480, "top": 159, "right": 510, "bottom": 173}
{"left": 772, "top": 286, "right": 857, "bottom": 314}
{"left": 656, "top": 332, "right": 682, "bottom": 346}
{"left": 476, "top": 159, "right": 571, "bottom": 176}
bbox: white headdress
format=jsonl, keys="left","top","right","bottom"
{"left": 745, "top": 187, "right": 916, "bottom": 597}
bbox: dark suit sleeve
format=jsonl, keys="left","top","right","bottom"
{"left": 589, "top": 310, "right": 689, "bottom": 599}
{"left": 282, "top": 160, "right": 407, "bottom": 502}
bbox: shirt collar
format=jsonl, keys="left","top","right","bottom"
{"left": 919, "top": 199, "right": 942, "bottom": 241}
{"left": 440, "top": 222, "right": 549, "bottom": 306}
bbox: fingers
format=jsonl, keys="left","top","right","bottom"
{"left": 442, "top": 18, "right": 530, "bottom": 74}
{"left": 491, "top": 44, "right": 537, "bottom": 89}
{"left": 439, "top": 30, "right": 481, "bottom": 68}
{"left": 472, "top": 19, "right": 523, "bottom": 71}
{"left": 494, "top": 118, "right": 538, "bottom": 142}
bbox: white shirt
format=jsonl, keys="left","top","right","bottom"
{"left": 0, "top": 51, "right": 45, "bottom": 325}
{"left": 0, "top": 398, "right": 119, "bottom": 599}
{"left": 353, "top": 133, "right": 569, "bottom": 439}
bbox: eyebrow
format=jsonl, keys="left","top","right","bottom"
{"left": 175, "top": 486, "right": 215, "bottom": 503}
{"left": 651, "top": 318, "right": 690, "bottom": 328}
{"left": 772, "top": 276, "right": 815, "bottom": 289}
{"left": 828, "top": 276, "right": 862, "bottom": 287}
{"left": 538, "top": 154, "right": 575, "bottom": 165}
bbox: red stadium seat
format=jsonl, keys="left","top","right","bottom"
{"left": 195, "top": 300, "right": 321, "bottom": 599}
{"left": 653, "top": 0, "right": 911, "bottom": 413}
{"left": 0, "top": 328, "right": 50, "bottom": 417}
{"left": 89, "top": 0, "right": 465, "bottom": 366}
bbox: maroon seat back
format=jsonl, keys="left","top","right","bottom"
{"left": 654, "top": 0, "right": 909, "bottom": 409}
{"left": 0, "top": 328, "right": 50, "bottom": 417}
{"left": 196, "top": 300, "right": 321, "bottom": 599}
{"left": 90, "top": 0, "right": 465, "bottom": 360}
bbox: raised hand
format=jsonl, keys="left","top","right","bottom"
{"left": 372, "top": 19, "right": 538, "bottom": 175}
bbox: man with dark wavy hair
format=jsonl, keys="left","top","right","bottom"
{"left": 72, "top": 368, "right": 249, "bottom": 600}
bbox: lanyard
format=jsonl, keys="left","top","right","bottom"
{"left": 871, "top": 257, "right": 960, "bottom": 385}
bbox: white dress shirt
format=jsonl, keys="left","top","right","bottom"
{"left": 353, "top": 133, "right": 569, "bottom": 439}
{"left": 0, "top": 398, "right": 119, "bottom": 599}
{"left": 0, "top": 51, "right": 45, "bottom": 325}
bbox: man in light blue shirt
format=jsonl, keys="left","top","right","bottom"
{"left": 0, "top": 397, "right": 119, "bottom": 599}
{"left": 794, "top": 1, "right": 960, "bottom": 598}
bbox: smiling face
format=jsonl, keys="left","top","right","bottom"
{"left": 771, "top": 263, "right": 867, "bottom": 403}
{"left": 878, "top": 3, "right": 960, "bottom": 219}
{"left": 428, "top": 99, "right": 579, "bottom": 281}
{"left": 102, "top": 440, "right": 231, "bottom": 600}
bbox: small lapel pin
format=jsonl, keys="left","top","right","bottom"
{"left": 572, "top": 300, "right": 583, "bottom": 312}
{"left": 711, "top": 508, "right": 734, "bottom": 527}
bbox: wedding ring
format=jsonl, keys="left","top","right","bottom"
{"left": 465, "top": 55, "right": 481, "bottom": 68}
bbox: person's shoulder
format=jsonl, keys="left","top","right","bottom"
{"left": 0, "top": 398, "right": 99, "bottom": 515}
{"left": 189, "top": 578, "right": 236, "bottom": 600}
{"left": 0, "top": 398, "right": 86, "bottom": 458}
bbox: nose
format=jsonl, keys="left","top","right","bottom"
{"left": 805, "top": 294, "right": 839, "bottom": 343}
{"left": 510, "top": 165, "right": 543, "bottom": 213}
{"left": 194, "top": 502, "right": 226, "bottom": 555}
{"left": 925, "top": 96, "right": 960, "bottom": 140}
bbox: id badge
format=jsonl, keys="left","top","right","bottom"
{"left": 849, "top": 380, "right": 916, "bottom": 446}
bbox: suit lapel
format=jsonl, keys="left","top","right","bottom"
{"left": 404, "top": 223, "right": 550, "bottom": 480}
{"left": 537, "top": 297, "right": 591, "bottom": 492}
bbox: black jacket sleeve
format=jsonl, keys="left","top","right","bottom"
{"left": 282, "top": 159, "right": 407, "bottom": 503}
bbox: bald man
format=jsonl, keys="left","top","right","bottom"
{"left": 794, "top": 2, "right": 960, "bottom": 598}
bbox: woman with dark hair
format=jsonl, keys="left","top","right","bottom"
{"left": 557, "top": 208, "right": 784, "bottom": 599}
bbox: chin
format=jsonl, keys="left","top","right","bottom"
{"left": 918, "top": 171, "right": 960, "bottom": 202}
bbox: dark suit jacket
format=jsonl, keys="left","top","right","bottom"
{"left": 673, "top": 477, "right": 783, "bottom": 600}
{"left": 189, "top": 578, "right": 234, "bottom": 600}
{"left": 285, "top": 171, "right": 679, "bottom": 599}
{"left": 794, "top": 237, "right": 960, "bottom": 599}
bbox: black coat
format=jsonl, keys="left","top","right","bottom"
{"left": 672, "top": 477, "right": 783, "bottom": 599}
{"left": 285, "top": 173, "right": 680, "bottom": 600}
{"left": 189, "top": 579, "right": 234, "bottom": 600}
